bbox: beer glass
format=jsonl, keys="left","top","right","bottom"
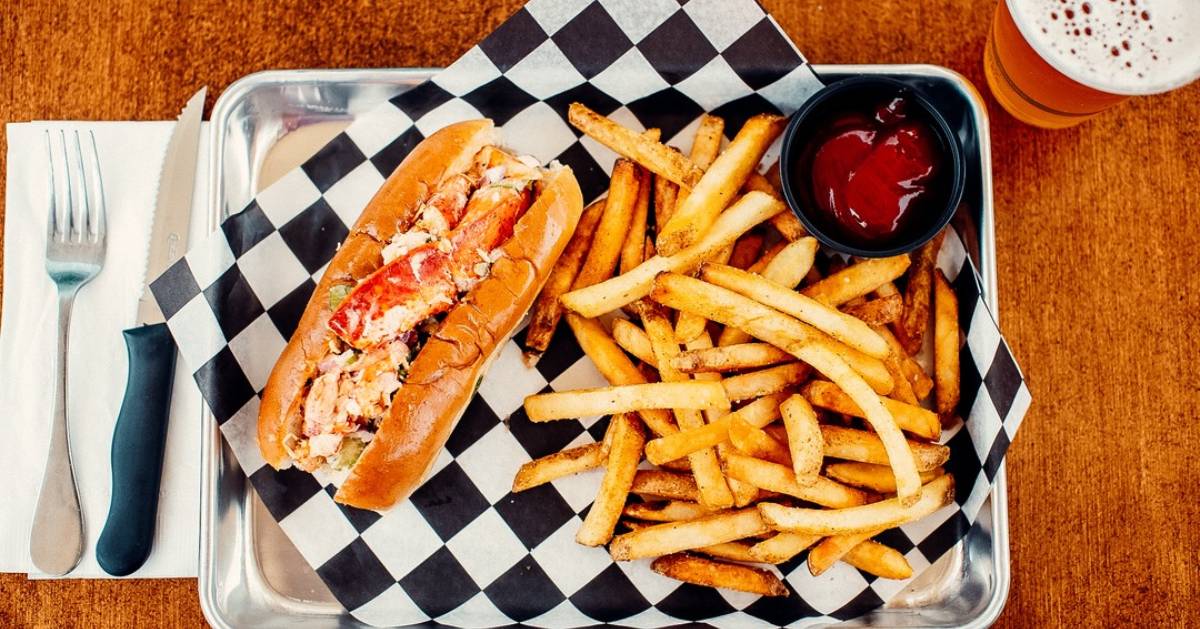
{"left": 984, "top": 0, "right": 1200, "bottom": 129}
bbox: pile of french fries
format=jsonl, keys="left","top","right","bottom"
{"left": 516, "top": 103, "right": 962, "bottom": 598}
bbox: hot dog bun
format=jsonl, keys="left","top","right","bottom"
{"left": 257, "top": 119, "right": 584, "bottom": 511}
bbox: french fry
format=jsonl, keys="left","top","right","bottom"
{"left": 653, "top": 273, "right": 894, "bottom": 394}
{"left": 875, "top": 281, "right": 900, "bottom": 298}
{"left": 933, "top": 270, "right": 960, "bottom": 420}
{"left": 881, "top": 350, "right": 919, "bottom": 405}
{"left": 674, "top": 114, "right": 725, "bottom": 209}
{"left": 762, "top": 423, "right": 789, "bottom": 445}
{"left": 807, "top": 530, "right": 882, "bottom": 576}
{"left": 702, "top": 263, "right": 890, "bottom": 360}
{"left": 843, "top": 294, "right": 904, "bottom": 326}
{"left": 624, "top": 500, "right": 713, "bottom": 522}
{"left": 512, "top": 442, "right": 606, "bottom": 492}
{"left": 619, "top": 166, "right": 652, "bottom": 276}
{"left": 611, "top": 318, "right": 657, "bottom": 365}
{"left": 897, "top": 230, "right": 947, "bottom": 355}
{"left": 653, "top": 174, "right": 679, "bottom": 229}
{"left": 572, "top": 159, "right": 639, "bottom": 292}
{"left": 749, "top": 532, "right": 822, "bottom": 564}
{"left": 721, "top": 362, "right": 812, "bottom": 401}
{"left": 728, "top": 232, "right": 765, "bottom": 270}
{"left": 577, "top": 414, "right": 646, "bottom": 546}
{"left": 561, "top": 191, "right": 785, "bottom": 317}
{"left": 692, "top": 541, "right": 761, "bottom": 564}
{"left": 803, "top": 255, "right": 912, "bottom": 307}
{"left": 728, "top": 417, "right": 792, "bottom": 466}
{"left": 644, "top": 393, "right": 787, "bottom": 465}
{"left": 568, "top": 103, "right": 703, "bottom": 187}
{"left": 609, "top": 508, "right": 769, "bottom": 561}
{"left": 746, "top": 240, "right": 787, "bottom": 274}
{"left": 672, "top": 343, "right": 794, "bottom": 373}
{"left": 875, "top": 324, "right": 934, "bottom": 399}
{"left": 564, "top": 313, "right": 677, "bottom": 436}
{"left": 722, "top": 452, "right": 871, "bottom": 508}
{"left": 802, "top": 380, "right": 941, "bottom": 440}
{"left": 631, "top": 470, "right": 700, "bottom": 502}
{"left": 651, "top": 273, "right": 921, "bottom": 502}
{"left": 524, "top": 198, "right": 606, "bottom": 357}
{"left": 758, "top": 474, "right": 955, "bottom": 535}
{"left": 651, "top": 554, "right": 788, "bottom": 597}
{"left": 843, "top": 540, "right": 914, "bottom": 579}
{"left": 718, "top": 237, "right": 819, "bottom": 347}
{"left": 780, "top": 395, "right": 822, "bottom": 486}
{"left": 524, "top": 381, "right": 731, "bottom": 422}
{"left": 742, "top": 171, "right": 807, "bottom": 242}
{"left": 657, "top": 115, "right": 786, "bottom": 255}
{"left": 641, "top": 305, "right": 735, "bottom": 509}
{"left": 821, "top": 425, "right": 950, "bottom": 472}
{"left": 825, "top": 462, "right": 945, "bottom": 494}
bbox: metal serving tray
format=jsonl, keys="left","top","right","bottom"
{"left": 200, "top": 66, "right": 1007, "bottom": 628}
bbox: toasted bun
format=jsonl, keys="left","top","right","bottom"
{"left": 335, "top": 165, "right": 583, "bottom": 509}
{"left": 258, "top": 120, "right": 498, "bottom": 468}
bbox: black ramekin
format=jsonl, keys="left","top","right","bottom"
{"left": 779, "top": 76, "right": 965, "bottom": 257}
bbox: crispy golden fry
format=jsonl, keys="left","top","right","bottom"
{"left": 642, "top": 305, "right": 735, "bottom": 508}
{"left": 524, "top": 199, "right": 606, "bottom": 357}
{"left": 562, "top": 191, "right": 785, "bottom": 318}
{"left": 728, "top": 232, "right": 765, "bottom": 270}
{"left": 568, "top": 103, "right": 703, "bottom": 187}
{"left": 875, "top": 281, "right": 900, "bottom": 298}
{"left": 564, "top": 313, "right": 677, "bottom": 436}
{"left": 651, "top": 274, "right": 921, "bottom": 502}
{"left": 802, "top": 380, "right": 940, "bottom": 440}
{"left": 692, "top": 541, "right": 760, "bottom": 564}
{"left": 644, "top": 393, "right": 787, "bottom": 465}
{"left": 749, "top": 532, "right": 822, "bottom": 564}
{"left": 673, "top": 313, "right": 709, "bottom": 344}
{"left": 933, "top": 269, "right": 960, "bottom": 420}
{"left": 652, "top": 273, "right": 894, "bottom": 394}
{"left": 619, "top": 167, "right": 652, "bottom": 276}
{"left": 653, "top": 173, "right": 679, "bottom": 230}
{"left": 758, "top": 475, "right": 955, "bottom": 535}
{"left": 651, "top": 553, "right": 788, "bottom": 597}
{"left": 624, "top": 500, "right": 714, "bottom": 522}
{"left": 881, "top": 350, "right": 919, "bottom": 405}
{"left": 611, "top": 318, "right": 657, "bottom": 365}
{"left": 657, "top": 115, "right": 786, "bottom": 255}
{"left": 821, "top": 425, "right": 950, "bottom": 472}
{"left": 897, "top": 229, "right": 947, "bottom": 355}
{"left": 577, "top": 414, "right": 646, "bottom": 546}
{"left": 659, "top": 457, "right": 692, "bottom": 472}
{"left": 722, "top": 452, "right": 871, "bottom": 509}
{"left": 875, "top": 324, "right": 934, "bottom": 399}
{"left": 780, "top": 395, "right": 822, "bottom": 486}
{"left": 843, "top": 294, "right": 904, "bottom": 326}
{"left": 631, "top": 470, "right": 700, "bottom": 502}
{"left": 671, "top": 343, "right": 794, "bottom": 373}
{"left": 721, "top": 362, "right": 812, "bottom": 401}
{"left": 727, "top": 418, "right": 792, "bottom": 466}
{"left": 762, "top": 423, "right": 789, "bottom": 445}
{"left": 741, "top": 171, "right": 806, "bottom": 241}
{"left": 512, "top": 442, "right": 606, "bottom": 492}
{"left": 807, "top": 530, "right": 881, "bottom": 576}
{"left": 609, "top": 508, "right": 769, "bottom": 561}
{"left": 674, "top": 114, "right": 725, "bottom": 208}
{"left": 702, "top": 263, "right": 890, "bottom": 360}
{"left": 718, "top": 237, "right": 819, "bottom": 347}
{"left": 803, "top": 255, "right": 912, "bottom": 307}
{"left": 572, "top": 159, "right": 639, "bottom": 291}
{"left": 825, "top": 462, "right": 945, "bottom": 494}
{"left": 524, "top": 381, "right": 730, "bottom": 422}
{"left": 746, "top": 241, "right": 787, "bottom": 274}
{"left": 843, "top": 540, "right": 914, "bottom": 579}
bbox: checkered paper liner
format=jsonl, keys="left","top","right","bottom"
{"left": 150, "top": 0, "right": 1029, "bottom": 625}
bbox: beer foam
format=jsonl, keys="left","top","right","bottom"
{"left": 1010, "top": 0, "right": 1200, "bottom": 94}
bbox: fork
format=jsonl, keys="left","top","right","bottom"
{"left": 29, "top": 130, "right": 107, "bottom": 576}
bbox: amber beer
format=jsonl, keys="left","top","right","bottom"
{"left": 984, "top": 0, "right": 1200, "bottom": 129}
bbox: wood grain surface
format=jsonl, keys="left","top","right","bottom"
{"left": 2, "top": 1, "right": 1196, "bottom": 627}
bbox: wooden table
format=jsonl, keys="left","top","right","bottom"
{"left": 2, "top": 1, "right": 1196, "bottom": 626}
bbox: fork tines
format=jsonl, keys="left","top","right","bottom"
{"left": 45, "top": 129, "right": 106, "bottom": 244}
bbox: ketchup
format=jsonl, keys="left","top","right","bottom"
{"left": 808, "top": 97, "right": 941, "bottom": 242}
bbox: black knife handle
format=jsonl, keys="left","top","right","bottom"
{"left": 96, "top": 323, "right": 176, "bottom": 577}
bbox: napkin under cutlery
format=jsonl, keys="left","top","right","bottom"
{"left": 0, "top": 121, "right": 208, "bottom": 578}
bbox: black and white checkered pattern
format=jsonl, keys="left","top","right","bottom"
{"left": 150, "top": 0, "right": 1029, "bottom": 625}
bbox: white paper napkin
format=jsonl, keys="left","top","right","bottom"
{"left": 0, "top": 121, "right": 210, "bottom": 578}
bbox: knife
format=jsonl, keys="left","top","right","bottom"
{"left": 96, "top": 87, "right": 206, "bottom": 577}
